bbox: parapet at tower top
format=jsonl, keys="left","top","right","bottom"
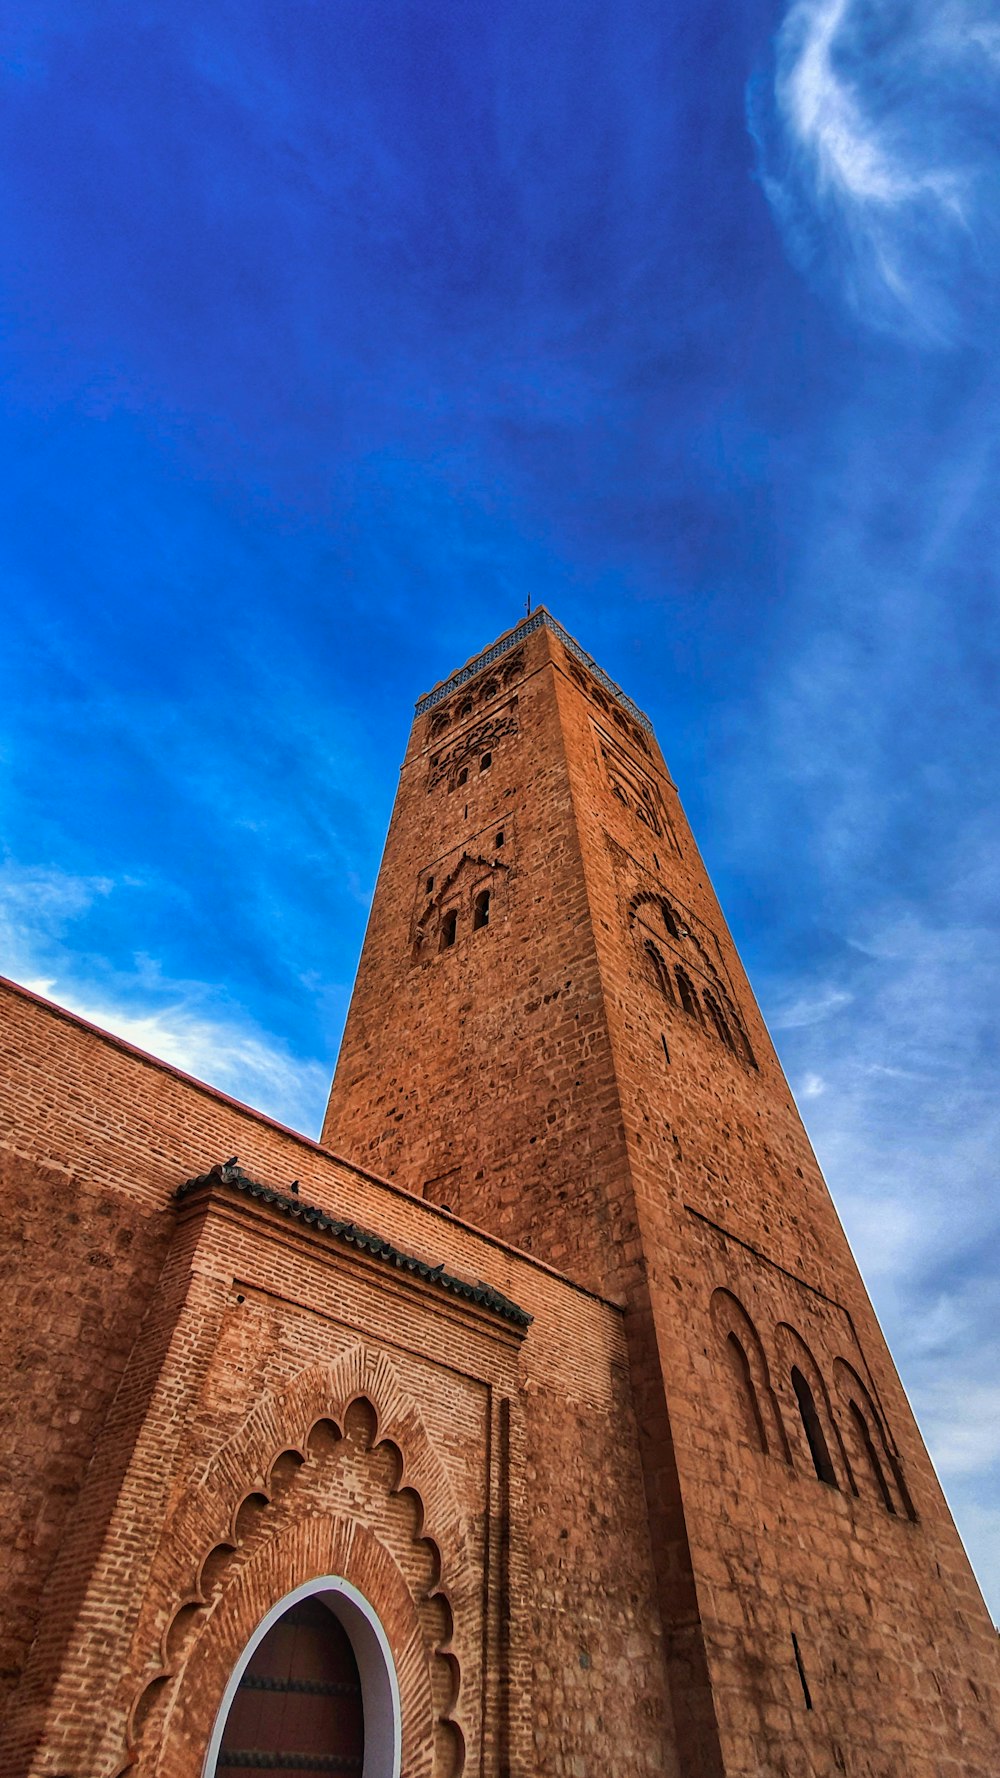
{"left": 414, "top": 606, "right": 654, "bottom": 736}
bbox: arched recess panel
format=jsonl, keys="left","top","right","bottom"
{"left": 791, "top": 1367, "right": 838, "bottom": 1488}
{"left": 204, "top": 1576, "right": 401, "bottom": 1778}
{"left": 848, "top": 1402, "right": 896, "bottom": 1513}
{"left": 833, "top": 1358, "right": 917, "bottom": 1520}
{"left": 774, "top": 1324, "right": 853, "bottom": 1493}
{"left": 725, "top": 1333, "right": 769, "bottom": 1453}
{"left": 709, "top": 1289, "right": 791, "bottom": 1463}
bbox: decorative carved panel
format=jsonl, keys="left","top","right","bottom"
{"left": 428, "top": 699, "right": 519, "bottom": 790}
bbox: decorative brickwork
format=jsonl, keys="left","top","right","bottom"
{"left": 426, "top": 699, "right": 520, "bottom": 791}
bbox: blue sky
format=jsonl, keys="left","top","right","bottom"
{"left": 1, "top": 2, "right": 998, "bottom": 1613}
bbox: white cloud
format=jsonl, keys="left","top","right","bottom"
{"left": 772, "top": 984, "right": 852, "bottom": 1029}
{"left": 0, "top": 862, "right": 328, "bottom": 1134}
{"left": 31, "top": 980, "right": 329, "bottom": 1132}
{"left": 0, "top": 865, "right": 113, "bottom": 954}
{"left": 799, "top": 1069, "right": 826, "bottom": 1097}
{"left": 752, "top": 0, "right": 1000, "bottom": 340}
{"left": 782, "top": 0, "right": 949, "bottom": 207}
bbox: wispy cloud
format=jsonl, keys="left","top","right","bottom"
{"left": 772, "top": 985, "right": 852, "bottom": 1029}
{"left": 798, "top": 1070, "right": 826, "bottom": 1098}
{"left": 0, "top": 863, "right": 328, "bottom": 1133}
{"left": 750, "top": 0, "right": 1000, "bottom": 341}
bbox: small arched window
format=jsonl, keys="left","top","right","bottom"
{"left": 675, "top": 969, "right": 702, "bottom": 1021}
{"left": 660, "top": 899, "right": 679, "bottom": 939}
{"left": 791, "top": 1367, "right": 837, "bottom": 1486}
{"left": 440, "top": 909, "right": 458, "bottom": 950}
{"left": 473, "top": 889, "right": 490, "bottom": 930}
{"left": 480, "top": 751, "right": 492, "bottom": 772}
{"left": 495, "top": 829, "right": 505, "bottom": 849}
{"left": 459, "top": 699, "right": 473, "bottom": 717}
{"left": 704, "top": 991, "right": 737, "bottom": 1053}
{"left": 456, "top": 767, "right": 469, "bottom": 788}
{"left": 645, "top": 940, "right": 674, "bottom": 1003}
{"left": 849, "top": 1400, "right": 896, "bottom": 1513}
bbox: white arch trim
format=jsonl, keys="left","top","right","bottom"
{"left": 202, "top": 1574, "right": 402, "bottom": 1778}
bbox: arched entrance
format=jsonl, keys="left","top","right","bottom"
{"left": 203, "top": 1577, "right": 401, "bottom": 1778}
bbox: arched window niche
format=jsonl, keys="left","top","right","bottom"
{"left": 791, "top": 1366, "right": 838, "bottom": 1488}
{"left": 203, "top": 1576, "right": 402, "bottom": 1778}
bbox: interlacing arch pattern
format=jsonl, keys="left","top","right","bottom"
{"left": 710, "top": 1289, "right": 791, "bottom": 1463}
{"left": 426, "top": 700, "right": 520, "bottom": 792}
{"left": 426, "top": 651, "right": 525, "bottom": 740}
{"left": 709, "top": 1289, "right": 916, "bottom": 1520}
{"left": 629, "top": 892, "right": 756, "bottom": 1066}
{"left": 121, "top": 1346, "right": 471, "bottom": 1778}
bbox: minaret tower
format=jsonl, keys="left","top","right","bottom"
{"left": 324, "top": 610, "right": 999, "bottom": 1777}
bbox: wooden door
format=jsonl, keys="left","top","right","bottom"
{"left": 215, "top": 1595, "right": 364, "bottom": 1774}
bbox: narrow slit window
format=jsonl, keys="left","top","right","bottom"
{"left": 440, "top": 909, "right": 458, "bottom": 950}
{"left": 426, "top": 875, "right": 434, "bottom": 892}
{"left": 791, "top": 1367, "right": 837, "bottom": 1486}
{"left": 791, "top": 1633, "right": 813, "bottom": 1710}
{"left": 473, "top": 889, "right": 491, "bottom": 930}
{"left": 495, "top": 829, "right": 505, "bottom": 849}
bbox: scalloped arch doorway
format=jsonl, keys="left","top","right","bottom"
{"left": 203, "top": 1576, "right": 402, "bottom": 1778}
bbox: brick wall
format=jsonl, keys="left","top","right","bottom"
{"left": 324, "top": 612, "right": 1000, "bottom": 1777}
{"left": 0, "top": 977, "right": 674, "bottom": 1776}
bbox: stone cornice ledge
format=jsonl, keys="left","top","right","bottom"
{"left": 177, "top": 1158, "right": 533, "bottom": 1331}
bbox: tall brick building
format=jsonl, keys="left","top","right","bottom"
{"left": 1, "top": 608, "right": 997, "bottom": 1777}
